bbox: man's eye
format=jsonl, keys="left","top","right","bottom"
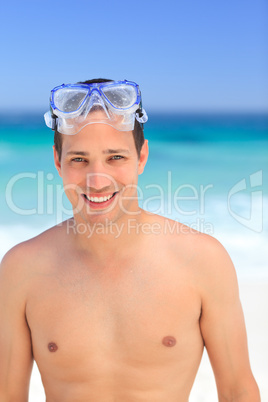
{"left": 111, "top": 155, "right": 123, "bottom": 160}
{"left": 72, "top": 157, "right": 85, "bottom": 162}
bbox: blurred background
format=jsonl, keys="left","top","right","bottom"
{"left": 0, "top": 0, "right": 267, "bottom": 400}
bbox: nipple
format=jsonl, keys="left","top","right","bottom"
{"left": 48, "top": 342, "right": 58, "bottom": 352}
{"left": 162, "top": 336, "right": 176, "bottom": 347}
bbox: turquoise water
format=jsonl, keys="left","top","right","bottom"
{"left": 1, "top": 112, "right": 268, "bottom": 278}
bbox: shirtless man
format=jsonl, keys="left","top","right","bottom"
{"left": 0, "top": 79, "right": 260, "bottom": 401}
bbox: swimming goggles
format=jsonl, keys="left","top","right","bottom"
{"left": 44, "top": 80, "right": 148, "bottom": 135}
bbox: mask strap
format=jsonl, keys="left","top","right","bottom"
{"left": 136, "top": 108, "right": 148, "bottom": 123}
{"left": 44, "top": 111, "right": 58, "bottom": 131}
{"left": 135, "top": 94, "right": 148, "bottom": 129}
{"left": 51, "top": 114, "right": 58, "bottom": 131}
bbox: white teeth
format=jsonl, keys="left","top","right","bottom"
{"left": 85, "top": 194, "right": 114, "bottom": 203}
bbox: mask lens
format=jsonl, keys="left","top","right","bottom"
{"left": 53, "top": 87, "right": 89, "bottom": 113}
{"left": 101, "top": 84, "right": 137, "bottom": 109}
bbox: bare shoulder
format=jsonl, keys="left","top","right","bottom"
{"left": 167, "top": 218, "right": 239, "bottom": 297}
{"left": 0, "top": 220, "right": 70, "bottom": 282}
{"left": 147, "top": 213, "right": 238, "bottom": 290}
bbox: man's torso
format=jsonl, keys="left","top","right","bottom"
{"left": 25, "top": 218, "right": 204, "bottom": 401}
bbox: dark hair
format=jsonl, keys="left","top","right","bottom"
{"left": 54, "top": 78, "right": 145, "bottom": 160}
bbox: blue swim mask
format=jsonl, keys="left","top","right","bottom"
{"left": 44, "top": 80, "right": 148, "bottom": 135}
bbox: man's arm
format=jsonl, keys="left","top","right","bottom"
{"left": 0, "top": 246, "right": 33, "bottom": 402}
{"left": 197, "top": 236, "right": 260, "bottom": 401}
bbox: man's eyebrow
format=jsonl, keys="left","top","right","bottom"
{"left": 103, "top": 149, "right": 130, "bottom": 154}
{"left": 66, "top": 151, "right": 89, "bottom": 156}
{"left": 66, "top": 149, "right": 130, "bottom": 156}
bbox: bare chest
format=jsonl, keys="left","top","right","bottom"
{"left": 26, "top": 259, "right": 202, "bottom": 381}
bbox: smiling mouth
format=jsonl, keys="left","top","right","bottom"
{"left": 83, "top": 192, "right": 117, "bottom": 203}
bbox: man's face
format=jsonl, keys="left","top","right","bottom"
{"left": 54, "top": 121, "right": 148, "bottom": 227}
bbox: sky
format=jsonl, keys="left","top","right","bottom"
{"left": 0, "top": 0, "right": 267, "bottom": 112}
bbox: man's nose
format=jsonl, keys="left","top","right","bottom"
{"left": 86, "top": 171, "right": 116, "bottom": 191}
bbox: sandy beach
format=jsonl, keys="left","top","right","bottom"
{"left": 28, "top": 280, "right": 268, "bottom": 401}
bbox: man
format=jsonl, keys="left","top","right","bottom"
{"left": 0, "top": 78, "right": 260, "bottom": 401}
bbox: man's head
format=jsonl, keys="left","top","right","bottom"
{"left": 53, "top": 113, "right": 149, "bottom": 227}
{"left": 48, "top": 78, "right": 149, "bottom": 226}
{"left": 46, "top": 78, "right": 147, "bottom": 160}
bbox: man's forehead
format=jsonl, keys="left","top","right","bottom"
{"left": 61, "top": 122, "right": 135, "bottom": 153}
{"left": 86, "top": 109, "right": 109, "bottom": 119}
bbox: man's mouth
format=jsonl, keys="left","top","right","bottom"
{"left": 82, "top": 192, "right": 117, "bottom": 207}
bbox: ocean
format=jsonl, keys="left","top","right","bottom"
{"left": 1, "top": 112, "right": 268, "bottom": 280}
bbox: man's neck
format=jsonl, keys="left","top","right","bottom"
{"left": 67, "top": 210, "right": 148, "bottom": 263}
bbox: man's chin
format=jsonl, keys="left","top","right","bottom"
{"left": 74, "top": 210, "right": 123, "bottom": 228}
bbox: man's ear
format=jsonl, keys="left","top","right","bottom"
{"left": 53, "top": 145, "right": 62, "bottom": 177}
{"left": 138, "top": 139, "right": 149, "bottom": 175}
